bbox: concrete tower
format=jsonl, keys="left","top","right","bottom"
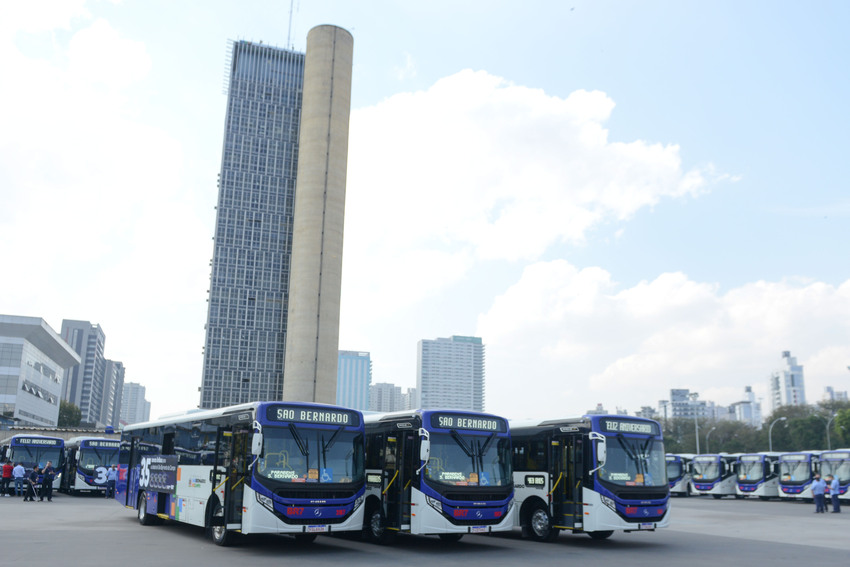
{"left": 283, "top": 26, "right": 354, "bottom": 403}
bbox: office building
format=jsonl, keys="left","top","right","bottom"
{"left": 336, "top": 351, "right": 371, "bottom": 410}
{"left": 417, "top": 335, "right": 485, "bottom": 411}
{"left": 120, "top": 382, "right": 151, "bottom": 425}
{"left": 823, "top": 386, "right": 848, "bottom": 402}
{"left": 770, "top": 351, "right": 806, "bottom": 412}
{"left": 0, "top": 315, "right": 80, "bottom": 427}
{"left": 102, "top": 360, "right": 125, "bottom": 428}
{"left": 729, "top": 385, "right": 762, "bottom": 428}
{"left": 402, "top": 387, "right": 418, "bottom": 410}
{"left": 61, "top": 319, "right": 110, "bottom": 425}
{"left": 370, "top": 382, "right": 404, "bottom": 412}
{"left": 200, "top": 26, "right": 353, "bottom": 409}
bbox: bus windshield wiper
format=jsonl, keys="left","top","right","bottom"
{"left": 323, "top": 426, "right": 344, "bottom": 453}
{"left": 450, "top": 430, "right": 474, "bottom": 457}
{"left": 289, "top": 423, "right": 309, "bottom": 457}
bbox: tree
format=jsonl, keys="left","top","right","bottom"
{"left": 58, "top": 400, "right": 82, "bottom": 427}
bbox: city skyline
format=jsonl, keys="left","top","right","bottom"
{"left": 2, "top": 2, "right": 849, "bottom": 421}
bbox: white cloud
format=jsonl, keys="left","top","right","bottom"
{"left": 477, "top": 261, "right": 850, "bottom": 419}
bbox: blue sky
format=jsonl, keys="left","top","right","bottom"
{"left": 1, "top": 1, "right": 848, "bottom": 421}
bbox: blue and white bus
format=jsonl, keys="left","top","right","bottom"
{"left": 778, "top": 451, "right": 822, "bottom": 500}
{"left": 362, "top": 410, "right": 514, "bottom": 543}
{"left": 117, "top": 401, "right": 366, "bottom": 546}
{"left": 511, "top": 415, "right": 669, "bottom": 541}
{"left": 817, "top": 450, "right": 849, "bottom": 501}
{"left": 691, "top": 453, "right": 740, "bottom": 498}
{"left": 735, "top": 452, "right": 781, "bottom": 499}
{"left": 1, "top": 434, "right": 64, "bottom": 490}
{"left": 666, "top": 453, "right": 694, "bottom": 496}
{"left": 61, "top": 436, "right": 120, "bottom": 494}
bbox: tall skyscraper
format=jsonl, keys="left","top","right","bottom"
{"left": 417, "top": 335, "right": 485, "bottom": 411}
{"left": 102, "top": 360, "right": 125, "bottom": 428}
{"left": 336, "top": 351, "right": 371, "bottom": 410}
{"left": 120, "top": 381, "right": 151, "bottom": 425}
{"left": 61, "top": 320, "right": 108, "bottom": 424}
{"left": 200, "top": 26, "right": 353, "bottom": 409}
{"left": 770, "top": 351, "right": 806, "bottom": 412}
{"left": 0, "top": 315, "right": 80, "bottom": 427}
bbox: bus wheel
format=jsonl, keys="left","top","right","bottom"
{"left": 293, "top": 533, "right": 318, "bottom": 544}
{"left": 138, "top": 493, "right": 157, "bottom": 526}
{"left": 210, "top": 502, "right": 234, "bottom": 546}
{"left": 712, "top": 495, "right": 723, "bottom": 500}
{"left": 438, "top": 533, "right": 464, "bottom": 542}
{"left": 528, "top": 503, "right": 558, "bottom": 542}
{"left": 588, "top": 530, "right": 613, "bottom": 540}
{"left": 364, "top": 505, "right": 395, "bottom": 545}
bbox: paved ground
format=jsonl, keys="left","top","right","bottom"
{"left": 0, "top": 493, "right": 846, "bottom": 567}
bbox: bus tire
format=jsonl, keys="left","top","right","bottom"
{"left": 293, "top": 533, "right": 318, "bottom": 544}
{"left": 210, "top": 502, "right": 235, "bottom": 546}
{"left": 138, "top": 493, "right": 158, "bottom": 526}
{"left": 363, "top": 504, "right": 395, "bottom": 545}
{"left": 438, "top": 533, "right": 464, "bottom": 542}
{"left": 712, "top": 494, "right": 722, "bottom": 500}
{"left": 588, "top": 530, "right": 613, "bottom": 540}
{"left": 527, "top": 503, "right": 558, "bottom": 542}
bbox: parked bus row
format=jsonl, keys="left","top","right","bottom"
{"left": 106, "top": 402, "right": 669, "bottom": 546}
{"left": 0, "top": 434, "right": 122, "bottom": 495}
{"left": 666, "top": 450, "right": 849, "bottom": 500}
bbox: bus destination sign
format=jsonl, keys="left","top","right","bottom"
{"left": 16, "top": 438, "right": 61, "bottom": 446}
{"left": 86, "top": 440, "right": 120, "bottom": 448}
{"left": 600, "top": 419, "right": 659, "bottom": 436}
{"left": 429, "top": 413, "right": 507, "bottom": 432}
{"left": 266, "top": 405, "right": 361, "bottom": 427}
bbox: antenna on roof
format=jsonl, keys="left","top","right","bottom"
{"left": 287, "top": 0, "right": 295, "bottom": 49}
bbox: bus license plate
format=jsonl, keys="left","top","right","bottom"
{"left": 471, "top": 526, "right": 487, "bottom": 534}
{"left": 306, "top": 525, "right": 329, "bottom": 533}
{"left": 639, "top": 523, "right": 654, "bottom": 530}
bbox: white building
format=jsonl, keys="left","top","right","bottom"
{"left": 120, "top": 382, "right": 151, "bottom": 426}
{"left": 770, "top": 351, "right": 806, "bottom": 412}
{"left": 369, "top": 382, "right": 404, "bottom": 412}
{"left": 0, "top": 315, "right": 80, "bottom": 427}
{"left": 417, "top": 335, "right": 484, "bottom": 411}
{"left": 729, "top": 385, "right": 763, "bottom": 428}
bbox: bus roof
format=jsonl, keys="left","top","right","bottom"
{"left": 364, "top": 408, "right": 508, "bottom": 425}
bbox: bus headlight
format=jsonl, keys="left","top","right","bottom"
{"left": 426, "top": 495, "right": 442, "bottom": 513}
{"left": 600, "top": 495, "right": 616, "bottom": 512}
{"left": 256, "top": 493, "right": 274, "bottom": 513}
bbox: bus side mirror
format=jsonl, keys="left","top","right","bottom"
{"left": 416, "top": 428, "right": 430, "bottom": 475}
{"left": 589, "top": 432, "right": 606, "bottom": 474}
{"left": 251, "top": 433, "right": 263, "bottom": 457}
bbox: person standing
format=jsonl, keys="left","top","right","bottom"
{"left": 0, "top": 460, "right": 12, "bottom": 496}
{"left": 105, "top": 465, "right": 117, "bottom": 498}
{"left": 826, "top": 474, "right": 841, "bottom": 513}
{"left": 812, "top": 473, "right": 827, "bottom": 513}
{"left": 24, "top": 466, "right": 40, "bottom": 502}
{"left": 12, "top": 462, "right": 26, "bottom": 497}
{"left": 40, "top": 461, "right": 55, "bottom": 502}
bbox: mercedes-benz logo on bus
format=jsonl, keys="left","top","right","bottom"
{"left": 476, "top": 511, "right": 482, "bottom": 518}
{"left": 313, "top": 508, "right": 321, "bottom": 517}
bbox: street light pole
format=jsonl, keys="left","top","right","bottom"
{"left": 826, "top": 414, "right": 836, "bottom": 450}
{"left": 769, "top": 417, "right": 788, "bottom": 452}
{"left": 706, "top": 426, "right": 717, "bottom": 454}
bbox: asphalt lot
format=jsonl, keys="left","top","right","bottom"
{"left": 1, "top": 493, "right": 846, "bottom": 567}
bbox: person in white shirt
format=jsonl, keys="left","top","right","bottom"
{"left": 12, "top": 462, "right": 26, "bottom": 497}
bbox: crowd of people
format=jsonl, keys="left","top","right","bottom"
{"left": 1, "top": 459, "right": 57, "bottom": 501}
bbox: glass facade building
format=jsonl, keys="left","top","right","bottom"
{"left": 200, "top": 41, "right": 306, "bottom": 409}
{"left": 336, "top": 351, "right": 371, "bottom": 411}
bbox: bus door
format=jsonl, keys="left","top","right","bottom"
{"left": 551, "top": 435, "right": 583, "bottom": 531}
{"left": 382, "top": 435, "right": 402, "bottom": 530}
{"left": 211, "top": 427, "right": 249, "bottom": 531}
{"left": 124, "top": 438, "right": 144, "bottom": 507}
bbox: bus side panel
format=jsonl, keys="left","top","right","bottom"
{"left": 159, "top": 465, "right": 212, "bottom": 528}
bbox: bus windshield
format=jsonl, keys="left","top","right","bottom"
{"left": 10, "top": 445, "right": 63, "bottom": 469}
{"left": 692, "top": 458, "right": 721, "bottom": 482}
{"left": 78, "top": 447, "right": 120, "bottom": 473}
{"left": 737, "top": 458, "right": 764, "bottom": 483}
{"left": 256, "top": 425, "right": 364, "bottom": 484}
{"left": 779, "top": 460, "right": 811, "bottom": 484}
{"left": 666, "top": 459, "right": 684, "bottom": 481}
{"left": 425, "top": 432, "right": 511, "bottom": 488}
{"left": 599, "top": 436, "right": 666, "bottom": 488}
{"left": 820, "top": 458, "right": 850, "bottom": 483}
